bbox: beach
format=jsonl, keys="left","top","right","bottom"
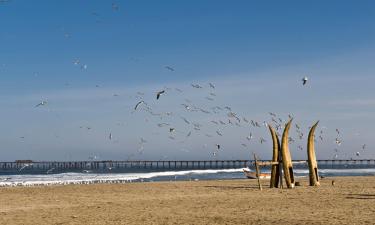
{"left": 0, "top": 176, "right": 375, "bottom": 225}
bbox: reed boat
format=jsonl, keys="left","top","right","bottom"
{"left": 243, "top": 168, "right": 271, "bottom": 179}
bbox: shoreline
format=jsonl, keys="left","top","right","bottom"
{"left": 1, "top": 176, "right": 375, "bottom": 224}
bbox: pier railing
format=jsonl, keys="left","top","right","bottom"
{"left": 1, "top": 159, "right": 375, "bottom": 172}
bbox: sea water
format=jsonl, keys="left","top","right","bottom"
{"left": 1, "top": 164, "right": 374, "bottom": 187}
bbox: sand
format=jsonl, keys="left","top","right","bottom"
{"left": 1, "top": 176, "right": 375, "bottom": 225}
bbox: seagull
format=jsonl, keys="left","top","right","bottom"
{"left": 35, "top": 101, "right": 47, "bottom": 107}
{"left": 362, "top": 144, "right": 366, "bottom": 150}
{"left": 356, "top": 152, "right": 360, "bottom": 157}
{"left": 164, "top": 66, "right": 175, "bottom": 71}
{"left": 112, "top": 2, "right": 119, "bottom": 11}
{"left": 181, "top": 117, "right": 190, "bottom": 124}
{"left": 215, "top": 144, "right": 221, "bottom": 150}
{"left": 134, "top": 100, "right": 145, "bottom": 110}
{"left": 219, "top": 120, "right": 226, "bottom": 125}
{"left": 156, "top": 90, "right": 165, "bottom": 100}
{"left": 216, "top": 130, "right": 222, "bottom": 136}
{"left": 46, "top": 168, "right": 55, "bottom": 174}
{"left": 19, "top": 164, "right": 31, "bottom": 172}
{"left": 269, "top": 112, "right": 276, "bottom": 117}
{"left": 186, "top": 131, "right": 192, "bottom": 137}
{"left": 209, "top": 83, "right": 215, "bottom": 89}
{"left": 109, "top": 133, "right": 112, "bottom": 140}
{"left": 80, "top": 64, "right": 88, "bottom": 70}
{"left": 169, "top": 128, "right": 175, "bottom": 133}
{"left": 302, "top": 76, "right": 308, "bottom": 85}
{"left": 246, "top": 133, "right": 253, "bottom": 141}
{"left": 335, "top": 138, "right": 342, "bottom": 146}
{"left": 191, "top": 84, "right": 202, "bottom": 88}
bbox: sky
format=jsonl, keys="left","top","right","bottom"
{"left": 0, "top": 0, "right": 374, "bottom": 161}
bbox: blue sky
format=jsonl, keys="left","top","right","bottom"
{"left": 0, "top": 0, "right": 374, "bottom": 161}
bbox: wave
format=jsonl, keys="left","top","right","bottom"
{"left": 1, "top": 167, "right": 374, "bottom": 187}
{"left": 0, "top": 168, "right": 246, "bottom": 187}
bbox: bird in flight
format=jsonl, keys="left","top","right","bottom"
{"left": 134, "top": 100, "right": 145, "bottom": 110}
{"left": 156, "top": 90, "right": 165, "bottom": 100}
{"left": 302, "top": 77, "right": 308, "bottom": 85}
{"left": 209, "top": 83, "right": 215, "bottom": 89}
{"left": 191, "top": 84, "right": 203, "bottom": 88}
{"left": 112, "top": 2, "right": 119, "bottom": 11}
{"left": 164, "top": 66, "right": 175, "bottom": 71}
{"left": 35, "top": 101, "right": 47, "bottom": 107}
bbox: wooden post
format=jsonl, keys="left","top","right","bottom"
{"left": 253, "top": 154, "right": 262, "bottom": 191}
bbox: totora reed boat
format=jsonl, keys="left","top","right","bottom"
{"left": 243, "top": 168, "right": 271, "bottom": 179}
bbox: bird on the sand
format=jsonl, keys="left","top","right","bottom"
{"left": 156, "top": 90, "right": 165, "bottom": 100}
{"left": 302, "top": 76, "right": 308, "bottom": 85}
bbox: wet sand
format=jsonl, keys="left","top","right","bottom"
{"left": 1, "top": 176, "right": 375, "bottom": 225}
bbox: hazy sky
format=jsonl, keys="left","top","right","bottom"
{"left": 0, "top": 0, "right": 374, "bottom": 161}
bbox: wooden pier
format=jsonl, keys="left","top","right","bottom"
{"left": 0, "top": 159, "right": 374, "bottom": 173}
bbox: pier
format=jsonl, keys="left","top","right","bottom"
{"left": 1, "top": 159, "right": 375, "bottom": 173}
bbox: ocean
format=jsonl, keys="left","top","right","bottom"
{"left": 1, "top": 163, "right": 375, "bottom": 187}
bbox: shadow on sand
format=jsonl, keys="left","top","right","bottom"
{"left": 346, "top": 194, "right": 375, "bottom": 200}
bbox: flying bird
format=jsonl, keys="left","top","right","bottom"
{"left": 302, "top": 76, "right": 308, "bottom": 85}
{"left": 156, "top": 90, "right": 165, "bottom": 100}
{"left": 112, "top": 2, "right": 119, "bottom": 11}
{"left": 209, "top": 83, "right": 215, "bottom": 89}
{"left": 164, "top": 66, "right": 175, "bottom": 71}
{"left": 134, "top": 100, "right": 145, "bottom": 110}
{"left": 191, "top": 84, "right": 203, "bottom": 88}
{"left": 35, "top": 101, "right": 47, "bottom": 107}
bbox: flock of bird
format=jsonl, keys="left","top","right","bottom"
{"left": 2, "top": 1, "right": 368, "bottom": 165}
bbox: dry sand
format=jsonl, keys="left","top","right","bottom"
{"left": 1, "top": 176, "right": 375, "bottom": 225}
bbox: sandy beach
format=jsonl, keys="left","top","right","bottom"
{"left": 1, "top": 176, "right": 375, "bottom": 225}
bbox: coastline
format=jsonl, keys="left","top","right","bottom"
{"left": 1, "top": 176, "right": 375, "bottom": 225}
